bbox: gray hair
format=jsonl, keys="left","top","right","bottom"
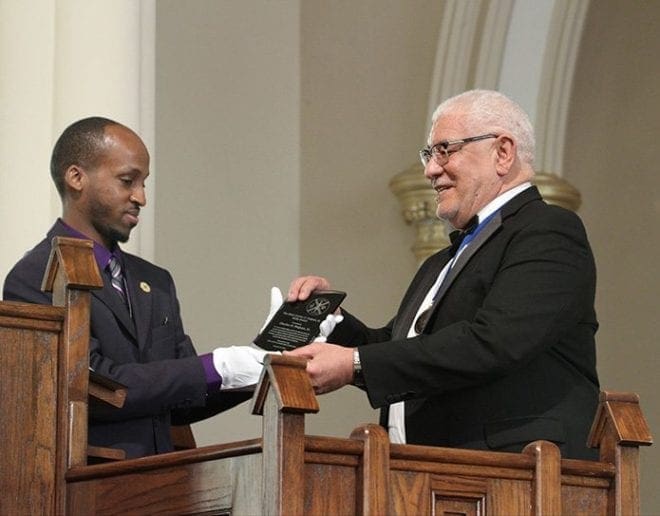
{"left": 430, "top": 90, "right": 535, "bottom": 166}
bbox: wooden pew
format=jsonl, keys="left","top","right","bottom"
{"left": 0, "top": 237, "right": 124, "bottom": 514}
{"left": 62, "top": 358, "right": 653, "bottom": 515}
{"left": 0, "top": 237, "right": 653, "bottom": 515}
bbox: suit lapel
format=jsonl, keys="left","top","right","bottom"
{"left": 123, "top": 258, "right": 152, "bottom": 350}
{"left": 92, "top": 280, "right": 137, "bottom": 340}
{"left": 47, "top": 220, "right": 142, "bottom": 342}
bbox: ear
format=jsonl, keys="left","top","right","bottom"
{"left": 494, "top": 135, "right": 516, "bottom": 176}
{"left": 64, "top": 165, "right": 86, "bottom": 193}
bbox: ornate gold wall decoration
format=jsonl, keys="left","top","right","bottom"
{"left": 389, "top": 163, "right": 449, "bottom": 264}
{"left": 532, "top": 172, "right": 581, "bottom": 211}
{"left": 389, "top": 165, "right": 582, "bottom": 264}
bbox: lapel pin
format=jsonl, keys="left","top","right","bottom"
{"left": 140, "top": 281, "right": 151, "bottom": 293}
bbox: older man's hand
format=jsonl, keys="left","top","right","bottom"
{"left": 287, "top": 275, "right": 332, "bottom": 302}
{"left": 286, "top": 342, "right": 354, "bottom": 394}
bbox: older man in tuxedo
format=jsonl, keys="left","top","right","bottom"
{"left": 287, "top": 90, "right": 600, "bottom": 460}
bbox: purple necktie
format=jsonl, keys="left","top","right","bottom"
{"left": 108, "top": 256, "right": 126, "bottom": 301}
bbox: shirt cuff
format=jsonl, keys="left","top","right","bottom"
{"left": 200, "top": 353, "right": 222, "bottom": 392}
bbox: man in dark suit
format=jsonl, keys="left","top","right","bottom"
{"left": 287, "top": 90, "right": 600, "bottom": 460}
{"left": 3, "top": 117, "right": 268, "bottom": 458}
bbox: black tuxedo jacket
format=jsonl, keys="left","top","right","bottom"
{"left": 332, "top": 186, "right": 600, "bottom": 460}
{"left": 3, "top": 220, "right": 248, "bottom": 458}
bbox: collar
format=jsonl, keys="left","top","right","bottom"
{"left": 58, "top": 218, "right": 122, "bottom": 271}
{"left": 473, "top": 182, "right": 532, "bottom": 225}
{"left": 448, "top": 182, "right": 532, "bottom": 247}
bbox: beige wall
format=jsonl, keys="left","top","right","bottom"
{"left": 564, "top": 0, "right": 660, "bottom": 510}
{"left": 154, "top": 0, "right": 442, "bottom": 441}
{"left": 0, "top": 0, "right": 655, "bottom": 511}
{"left": 155, "top": 1, "right": 302, "bottom": 441}
{"left": 298, "top": 0, "right": 444, "bottom": 434}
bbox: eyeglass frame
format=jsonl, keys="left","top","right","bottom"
{"left": 419, "top": 133, "right": 499, "bottom": 167}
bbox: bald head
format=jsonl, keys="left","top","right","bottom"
{"left": 50, "top": 117, "right": 132, "bottom": 198}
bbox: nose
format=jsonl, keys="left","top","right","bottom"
{"left": 130, "top": 185, "right": 147, "bottom": 207}
{"left": 424, "top": 158, "right": 443, "bottom": 181}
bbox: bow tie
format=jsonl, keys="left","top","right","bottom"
{"left": 448, "top": 215, "right": 479, "bottom": 255}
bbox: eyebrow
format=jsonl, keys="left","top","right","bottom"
{"left": 430, "top": 140, "right": 449, "bottom": 149}
{"left": 118, "top": 167, "right": 149, "bottom": 177}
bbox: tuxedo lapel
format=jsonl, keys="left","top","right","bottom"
{"left": 392, "top": 252, "right": 451, "bottom": 339}
{"left": 432, "top": 211, "right": 503, "bottom": 306}
{"left": 416, "top": 186, "right": 543, "bottom": 334}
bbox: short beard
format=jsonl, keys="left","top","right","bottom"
{"left": 89, "top": 204, "right": 131, "bottom": 246}
{"left": 93, "top": 220, "right": 130, "bottom": 245}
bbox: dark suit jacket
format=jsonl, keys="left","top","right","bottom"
{"left": 332, "top": 186, "right": 600, "bottom": 460}
{"left": 3, "top": 220, "right": 249, "bottom": 458}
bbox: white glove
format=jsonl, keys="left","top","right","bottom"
{"left": 212, "top": 288, "right": 288, "bottom": 389}
{"left": 213, "top": 345, "right": 269, "bottom": 390}
{"left": 313, "top": 313, "right": 344, "bottom": 342}
{"left": 260, "top": 286, "right": 284, "bottom": 331}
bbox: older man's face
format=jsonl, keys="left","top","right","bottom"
{"left": 424, "top": 113, "right": 502, "bottom": 229}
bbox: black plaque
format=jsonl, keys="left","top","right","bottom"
{"left": 253, "top": 290, "right": 346, "bottom": 351}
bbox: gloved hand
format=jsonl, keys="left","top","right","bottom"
{"left": 213, "top": 345, "right": 270, "bottom": 390}
{"left": 212, "top": 288, "right": 286, "bottom": 390}
{"left": 314, "top": 313, "right": 344, "bottom": 342}
{"left": 214, "top": 288, "right": 343, "bottom": 390}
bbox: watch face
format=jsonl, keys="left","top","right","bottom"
{"left": 353, "top": 349, "right": 365, "bottom": 387}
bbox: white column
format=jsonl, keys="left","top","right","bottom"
{"left": 0, "top": 0, "right": 58, "bottom": 282}
{"left": 424, "top": 0, "right": 589, "bottom": 177}
{"left": 53, "top": 0, "right": 155, "bottom": 258}
{"left": 0, "top": 0, "right": 155, "bottom": 286}
{"left": 497, "top": 0, "right": 556, "bottom": 124}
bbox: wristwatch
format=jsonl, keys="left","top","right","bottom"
{"left": 353, "top": 348, "right": 365, "bottom": 387}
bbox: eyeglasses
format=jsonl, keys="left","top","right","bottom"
{"left": 419, "top": 133, "right": 498, "bottom": 167}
